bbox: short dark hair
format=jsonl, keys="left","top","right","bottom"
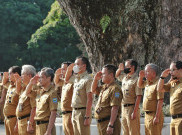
{"left": 62, "top": 61, "right": 72, "bottom": 67}
{"left": 41, "top": 67, "right": 54, "bottom": 81}
{"left": 76, "top": 56, "right": 92, "bottom": 73}
{"left": 126, "top": 59, "right": 138, "bottom": 72}
{"left": 103, "top": 64, "right": 117, "bottom": 77}
{"left": 173, "top": 61, "right": 182, "bottom": 69}
{"left": 9, "top": 66, "right": 21, "bottom": 76}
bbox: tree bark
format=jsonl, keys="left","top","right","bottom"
{"left": 57, "top": 0, "right": 182, "bottom": 72}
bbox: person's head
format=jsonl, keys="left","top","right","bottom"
{"left": 8, "top": 66, "right": 21, "bottom": 83}
{"left": 61, "top": 62, "right": 72, "bottom": 77}
{"left": 144, "top": 63, "right": 160, "bottom": 81}
{"left": 74, "top": 56, "right": 91, "bottom": 74}
{"left": 101, "top": 64, "right": 117, "bottom": 84}
{"left": 39, "top": 67, "right": 54, "bottom": 87}
{"left": 21, "top": 65, "right": 36, "bottom": 85}
{"left": 170, "top": 61, "right": 182, "bottom": 79}
{"left": 124, "top": 59, "right": 138, "bottom": 75}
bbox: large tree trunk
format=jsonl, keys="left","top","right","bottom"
{"left": 57, "top": 0, "right": 182, "bottom": 72}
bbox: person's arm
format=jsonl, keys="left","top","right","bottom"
{"left": 26, "top": 75, "right": 39, "bottom": 96}
{"left": 157, "top": 68, "right": 170, "bottom": 92}
{"left": 45, "top": 110, "right": 57, "bottom": 135}
{"left": 14, "top": 73, "right": 22, "bottom": 95}
{"left": 65, "top": 63, "right": 74, "bottom": 83}
{"left": 138, "top": 70, "right": 145, "bottom": 88}
{"left": 54, "top": 68, "right": 62, "bottom": 86}
{"left": 27, "top": 107, "right": 36, "bottom": 133}
{"left": 131, "top": 95, "right": 142, "bottom": 120}
{"left": 2, "top": 72, "right": 9, "bottom": 85}
{"left": 106, "top": 106, "right": 119, "bottom": 135}
{"left": 91, "top": 71, "right": 102, "bottom": 94}
{"left": 153, "top": 99, "right": 163, "bottom": 125}
{"left": 0, "top": 87, "right": 7, "bottom": 104}
{"left": 84, "top": 92, "right": 93, "bottom": 126}
{"left": 115, "top": 63, "right": 124, "bottom": 78}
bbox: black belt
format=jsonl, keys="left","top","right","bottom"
{"left": 123, "top": 104, "right": 134, "bottom": 107}
{"left": 145, "top": 111, "right": 153, "bottom": 114}
{"left": 7, "top": 115, "right": 16, "bottom": 119}
{"left": 36, "top": 121, "right": 49, "bottom": 125}
{"left": 74, "top": 107, "right": 86, "bottom": 110}
{"left": 62, "top": 111, "right": 72, "bottom": 115}
{"left": 97, "top": 116, "right": 110, "bottom": 123}
{"left": 18, "top": 114, "right": 30, "bottom": 120}
{"left": 172, "top": 114, "right": 182, "bottom": 119}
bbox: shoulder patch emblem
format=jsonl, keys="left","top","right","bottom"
{"left": 115, "top": 92, "right": 120, "bottom": 98}
{"left": 53, "top": 98, "right": 58, "bottom": 103}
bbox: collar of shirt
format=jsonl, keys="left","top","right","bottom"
{"left": 126, "top": 73, "right": 137, "bottom": 80}
{"left": 76, "top": 71, "right": 87, "bottom": 79}
{"left": 146, "top": 78, "right": 158, "bottom": 86}
{"left": 43, "top": 84, "right": 53, "bottom": 92}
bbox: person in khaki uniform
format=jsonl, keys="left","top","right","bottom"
{"left": 14, "top": 65, "right": 37, "bottom": 135}
{"left": 65, "top": 56, "right": 93, "bottom": 135}
{"left": 92, "top": 64, "right": 122, "bottom": 135}
{"left": 54, "top": 62, "right": 74, "bottom": 135}
{"left": 115, "top": 59, "right": 142, "bottom": 135}
{"left": 26, "top": 67, "right": 58, "bottom": 135}
{"left": 138, "top": 63, "right": 164, "bottom": 135}
{"left": 157, "top": 61, "right": 182, "bottom": 135}
{"left": 3, "top": 66, "right": 21, "bottom": 135}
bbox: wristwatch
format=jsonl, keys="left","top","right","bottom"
{"left": 160, "top": 76, "right": 165, "bottom": 79}
{"left": 108, "top": 124, "right": 114, "bottom": 128}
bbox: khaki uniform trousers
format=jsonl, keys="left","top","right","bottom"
{"left": 36, "top": 123, "right": 56, "bottom": 135}
{"left": 121, "top": 105, "right": 140, "bottom": 135}
{"left": 145, "top": 112, "right": 164, "bottom": 135}
{"left": 62, "top": 113, "right": 74, "bottom": 135}
{"left": 170, "top": 118, "right": 182, "bottom": 135}
{"left": 5, "top": 117, "right": 18, "bottom": 135}
{"left": 72, "top": 109, "right": 91, "bottom": 135}
{"left": 18, "top": 117, "right": 36, "bottom": 135}
{"left": 97, "top": 117, "right": 121, "bottom": 135}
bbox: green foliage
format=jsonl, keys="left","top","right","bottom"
{"left": 0, "top": 0, "right": 54, "bottom": 71}
{"left": 27, "top": 1, "right": 82, "bottom": 69}
{"left": 100, "top": 15, "right": 111, "bottom": 33}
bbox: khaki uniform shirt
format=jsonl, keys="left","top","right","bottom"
{"left": 142, "top": 79, "right": 164, "bottom": 112}
{"left": 117, "top": 73, "right": 142, "bottom": 104}
{"left": 16, "top": 86, "right": 36, "bottom": 118}
{"left": 3, "top": 84, "right": 19, "bottom": 117}
{"left": 31, "top": 84, "right": 58, "bottom": 121}
{"left": 94, "top": 82, "right": 122, "bottom": 119}
{"left": 70, "top": 71, "right": 92, "bottom": 108}
{"left": 163, "top": 78, "right": 182, "bottom": 115}
{"left": 57, "top": 79, "right": 73, "bottom": 111}
{"left": 0, "top": 83, "right": 3, "bottom": 97}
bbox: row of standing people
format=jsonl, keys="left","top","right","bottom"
{"left": 0, "top": 56, "right": 182, "bottom": 135}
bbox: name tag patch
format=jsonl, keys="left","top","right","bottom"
{"left": 53, "top": 98, "right": 58, "bottom": 103}
{"left": 115, "top": 92, "right": 120, "bottom": 98}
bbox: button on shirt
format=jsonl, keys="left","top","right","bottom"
{"left": 70, "top": 71, "right": 93, "bottom": 108}
{"left": 94, "top": 82, "right": 122, "bottom": 119}
{"left": 4, "top": 84, "right": 19, "bottom": 117}
{"left": 142, "top": 79, "right": 164, "bottom": 112}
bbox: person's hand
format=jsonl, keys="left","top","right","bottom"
{"left": 139, "top": 70, "right": 145, "bottom": 78}
{"left": 131, "top": 112, "right": 136, "bottom": 120}
{"left": 30, "top": 75, "right": 39, "bottom": 85}
{"left": 14, "top": 124, "right": 18, "bottom": 133}
{"left": 55, "top": 68, "right": 62, "bottom": 76}
{"left": 67, "top": 63, "right": 75, "bottom": 72}
{"left": 118, "top": 63, "right": 124, "bottom": 71}
{"left": 14, "top": 73, "right": 21, "bottom": 82}
{"left": 161, "top": 68, "right": 170, "bottom": 78}
{"left": 94, "top": 71, "right": 102, "bottom": 81}
{"left": 106, "top": 126, "right": 114, "bottom": 135}
{"left": 27, "top": 123, "right": 34, "bottom": 133}
{"left": 153, "top": 116, "right": 159, "bottom": 125}
{"left": 84, "top": 118, "right": 91, "bottom": 126}
{"left": 3, "top": 72, "right": 9, "bottom": 80}
{"left": 44, "top": 131, "right": 51, "bottom": 135}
